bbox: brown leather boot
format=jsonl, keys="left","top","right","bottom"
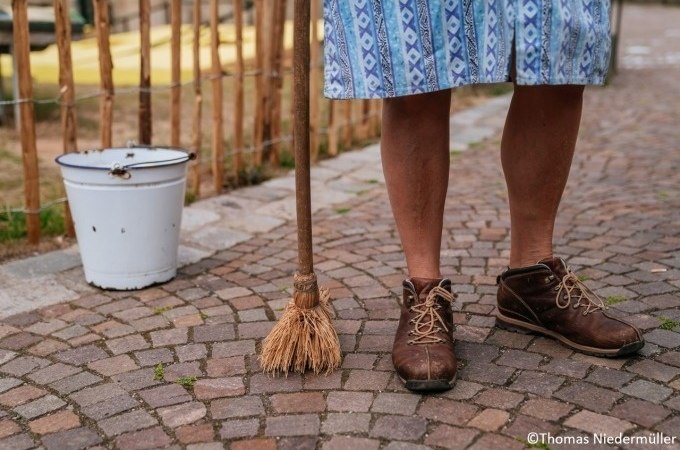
{"left": 392, "top": 278, "right": 457, "bottom": 392}
{"left": 496, "top": 257, "right": 644, "bottom": 357}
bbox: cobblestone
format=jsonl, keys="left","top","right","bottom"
{"left": 0, "top": 13, "right": 678, "bottom": 446}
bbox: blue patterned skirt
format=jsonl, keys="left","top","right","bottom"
{"left": 323, "top": 0, "right": 612, "bottom": 99}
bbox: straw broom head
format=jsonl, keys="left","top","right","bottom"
{"left": 260, "top": 272, "right": 341, "bottom": 375}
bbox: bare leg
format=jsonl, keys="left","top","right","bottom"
{"left": 501, "top": 85, "right": 585, "bottom": 268}
{"left": 381, "top": 89, "right": 452, "bottom": 279}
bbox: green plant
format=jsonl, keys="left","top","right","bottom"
{"left": 153, "top": 306, "right": 172, "bottom": 315}
{"left": 0, "top": 208, "right": 65, "bottom": 242}
{"left": 605, "top": 295, "right": 627, "bottom": 305}
{"left": 279, "top": 150, "right": 295, "bottom": 169}
{"left": 199, "top": 312, "right": 208, "bottom": 320}
{"left": 450, "top": 150, "right": 462, "bottom": 157}
{"left": 366, "top": 179, "right": 379, "bottom": 184}
{"left": 577, "top": 274, "right": 590, "bottom": 282}
{"left": 659, "top": 316, "right": 680, "bottom": 331}
{"left": 153, "top": 363, "right": 165, "bottom": 381}
{"left": 175, "top": 376, "right": 197, "bottom": 388}
{"left": 335, "top": 207, "right": 351, "bottom": 214}
{"left": 185, "top": 191, "right": 197, "bottom": 205}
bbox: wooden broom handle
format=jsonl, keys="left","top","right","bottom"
{"left": 293, "top": 0, "right": 313, "bottom": 276}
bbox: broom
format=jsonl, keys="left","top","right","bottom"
{"left": 259, "top": 0, "right": 342, "bottom": 375}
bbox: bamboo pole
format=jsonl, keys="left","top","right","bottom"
{"left": 170, "top": 0, "right": 182, "bottom": 146}
{"left": 309, "top": 0, "right": 320, "bottom": 162}
{"left": 253, "top": 0, "right": 265, "bottom": 166}
{"left": 190, "top": 0, "right": 203, "bottom": 196}
{"left": 12, "top": 0, "right": 40, "bottom": 244}
{"left": 328, "top": 100, "right": 338, "bottom": 156}
{"left": 93, "top": 0, "right": 114, "bottom": 148}
{"left": 54, "top": 0, "right": 77, "bottom": 237}
{"left": 269, "top": 0, "right": 287, "bottom": 165}
{"left": 139, "top": 0, "right": 152, "bottom": 144}
{"left": 210, "top": 0, "right": 224, "bottom": 193}
{"left": 233, "top": 0, "right": 244, "bottom": 176}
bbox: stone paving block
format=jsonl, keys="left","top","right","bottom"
{"left": 158, "top": 401, "right": 207, "bottom": 427}
{"left": 519, "top": 398, "right": 574, "bottom": 421}
{"left": 115, "top": 426, "right": 173, "bottom": 450}
{"left": 28, "top": 410, "right": 80, "bottom": 434}
{"left": 0, "top": 419, "right": 20, "bottom": 439}
{"left": 467, "top": 408, "right": 510, "bottom": 431}
{"left": 424, "top": 424, "right": 478, "bottom": 449}
{"left": 265, "top": 414, "right": 320, "bottom": 437}
{"left": 139, "top": 384, "right": 192, "bottom": 408}
{"left": 321, "top": 412, "right": 371, "bottom": 434}
{"left": 193, "top": 324, "right": 235, "bottom": 342}
{"left": 106, "top": 334, "right": 150, "bottom": 355}
{"left": 553, "top": 382, "right": 622, "bottom": 413}
{"left": 370, "top": 415, "right": 427, "bottom": 441}
{"left": 620, "top": 379, "right": 673, "bottom": 402}
{"left": 205, "top": 331, "right": 254, "bottom": 353}
{"left": 627, "top": 359, "right": 679, "bottom": 382}
{"left": 371, "top": 392, "right": 420, "bottom": 415}
{"left": 0, "top": 355, "right": 50, "bottom": 376}
{"left": 0, "top": 385, "right": 46, "bottom": 407}
{"left": 87, "top": 354, "right": 138, "bottom": 376}
{"left": 418, "top": 398, "right": 478, "bottom": 426}
{"left": 564, "top": 410, "right": 635, "bottom": 436}
{"left": 303, "top": 371, "right": 343, "bottom": 390}
{"left": 219, "top": 419, "right": 259, "bottom": 439}
{"left": 249, "top": 373, "right": 302, "bottom": 393}
{"left": 150, "top": 328, "right": 188, "bottom": 347}
{"left": 211, "top": 396, "right": 264, "bottom": 419}
{"left": 176, "top": 423, "right": 215, "bottom": 444}
{"left": 474, "top": 388, "right": 524, "bottom": 409}
{"left": 270, "top": 392, "right": 326, "bottom": 413}
{"left": 503, "top": 415, "right": 560, "bottom": 441}
{"left": 14, "top": 395, "right": 66, "bottom": 420}
{"left": 81, "top": 393, "right": 139, "bottom": 420}
{"left": 322, "top": 436, "right": 380, "bottom": 450}
{"left": 49, "top": 371, "right": 101, "bottom": 395}
{"left": 41, "top": 427, "right": 101, "bottom": 450}
{"left": 134, "top": 348, "right": 174, "bottom": 366}
{"left": 509, "top": 370, "right": 565, "bottom": 396}
{"left": 344, "top": 369, "right": 390, "bottom": 391}
{"left": 194, "top": 377, "right": 245, "bottom": 400}
{"left": 70, "top": 383, "right": 127, "bottom": 407}
{"left": 327, "top": 391, "right": 374, "bottom": 412}
{"left": 98, "top": 409, "right": 158, "bottom": 436}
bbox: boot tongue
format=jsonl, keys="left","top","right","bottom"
{"left": 409, "top": 277, "right": 447, "bottom": 298}
{"left": 538, "top": 256, "right": 569, "bottom": 278}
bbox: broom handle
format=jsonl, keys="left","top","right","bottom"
{"left": 293, "top": 0, "right": 314, "bottom": 276}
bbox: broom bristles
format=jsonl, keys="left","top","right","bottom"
{"left": 260, "top": 286, "right": 342, "bottom": 375}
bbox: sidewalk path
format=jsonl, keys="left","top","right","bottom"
{"left": 0, "top": 4, "right": 678, "bottom": 450}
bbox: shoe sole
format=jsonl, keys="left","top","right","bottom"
{"left": 495, "top": 313, "right": 644, "bottom": 357}
{"left": 398, "top": 373, "right": 457, "bottom": 393}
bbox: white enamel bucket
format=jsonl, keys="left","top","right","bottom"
{"left": 56, "top": 146, "right": 193, "bottom": 290}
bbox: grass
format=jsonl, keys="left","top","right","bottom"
{"left": 153, "top": 306, "right": 172, "bottom": 315}
{"left": 175, "top": 376, "right": 197, "bottom": 389}
{"left": 366, "top": 179, "right": 379, "bottom": 184}
{"left": 577, "top": 274, "right": 590, "bottom": 282}
{"left": 335, "top": 207, "right": 351, "bottom": 214}
{"left": 605, "top": 295, "right": 627, "bottom": 305}
{"left": 659, "top": 316, "right": 680, "bottom": 330}
{"left": 0, "top": 208, "right": 65, "bottom": 242}
{"left": 153, "top": 363, "right": 165, "bottom": 381}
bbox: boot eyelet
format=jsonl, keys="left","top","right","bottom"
{"left": 544, "top": 277, "right": 552, "bottom": 284}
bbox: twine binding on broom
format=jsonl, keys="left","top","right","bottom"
{"left": 260, "top": 272, "right": 341, "bottom": 375}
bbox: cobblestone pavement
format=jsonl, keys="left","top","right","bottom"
{"left": 0, "top": 5, "right": 679, "bottom": 450}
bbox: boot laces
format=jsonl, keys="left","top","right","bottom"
{"left": 555, "top": 270, "right": 607, "bottom": 316}
{"left": 407, "top": 286, "right": 455, "bottom": 345}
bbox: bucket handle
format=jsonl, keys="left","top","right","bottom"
{"left": 107, "top": 143, "right": 197, "bottom": 179}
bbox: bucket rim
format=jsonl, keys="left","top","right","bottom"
{"left": 55, "top": 146, "right": 195, "bottom": 171}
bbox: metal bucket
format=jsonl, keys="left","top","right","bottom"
{"left": 56, "top": 146, "right": 194, "bottom": 290}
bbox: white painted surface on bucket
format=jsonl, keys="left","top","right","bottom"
{"left": 56, "top": 148, "right": 191, "bottom": 290}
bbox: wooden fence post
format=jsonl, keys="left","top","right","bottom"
{"left": 253, "top": 0, "right": 265, "bottom": 166}
{"left": 139, "top": 0, "right": 152, "bottom": 144}
{"left": 93, "top": 0, "right": 114, "bottom": 148}
{"left": 342, "top": 100, "right": 352, "bottom": 149}
{"left": 170, "top": 0, "right": 182, "bottom": 146}
{"left": 210, "top": 0, "right": 224, "bottom": 193}
{"left": 54, "top": 0, "right": 77, "bottom": 237}
{"left": 12, "top": 0, "right": 40, "bottom": 244}
{"left": 233, "top": 0, "right": 244, "bottom": 176}
{"left": 190, "top": 0, "right": 203, "bottom": 196}
{"left": 309, "top": 0, "right": 320, "bottom": 162}
{"left": 269, "top": 0, "right": 287, "bottom": 165}
{"left": 328, "top": 100, "right": 338, "bottom": 156}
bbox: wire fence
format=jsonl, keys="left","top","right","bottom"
{"left": 3, "top": 0, "right": 383, "bottom": 244}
